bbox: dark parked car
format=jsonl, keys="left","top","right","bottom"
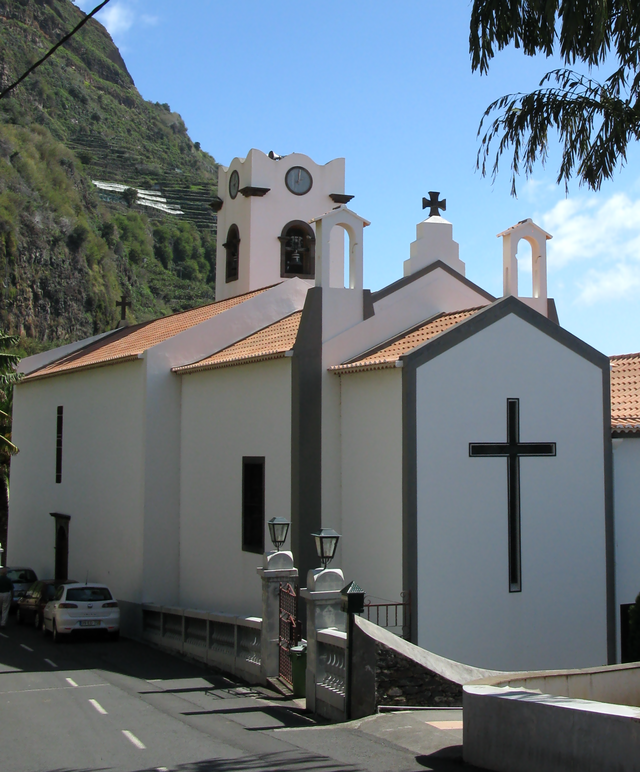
{"left": 6, "top": 567, "right": 38, "bottom": 610}
{"left": 16, "top": 580, "right": 76, "bottom": 629}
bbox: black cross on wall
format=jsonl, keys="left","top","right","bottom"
{"left": 469, "top": 398, "right": 556, "bottom": 592}
{"left": 422, "top": 191, "right": 446, "bottom": 217}
{"left": 116, "top": 294, "right": 130, "bottom": 321}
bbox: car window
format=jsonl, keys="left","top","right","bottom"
{"left": 7, "top": 569, "right": 37, "bottom": 583}
{"left": 45, "top": 585, "right": 57, "bottom": 600}
{"left": 66, "top": 587, "right": 113, "bottom": 602}
{"left": 54, "top": 586, "right": 65, "bottom": 601}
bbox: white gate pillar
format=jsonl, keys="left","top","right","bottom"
{"left": 257, "top": 551, "right": 298, "bottom": 682}
{"left": 300, "top": 567, "right": 346, "bottom": 712}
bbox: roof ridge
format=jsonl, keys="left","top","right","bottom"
{"left": 173, "top": 310, "right": 303, "bottom": 374}
{"left": 610, "top": 352, "right": 640, "bottom": 361}
{"left": 340, "top": 306, "right": 485, "bottom": 368}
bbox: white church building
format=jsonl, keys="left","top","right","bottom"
{"left": 8, "top": 149, "right": 640, "bottom": 672}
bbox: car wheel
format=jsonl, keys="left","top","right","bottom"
{"left": 52, "top": 621, "right": 60, "bottom": 644}
{"left": 16, "top": 608, "right": 22, "bottom": 625}
{"left": 34, "top": 611, "right": 40, "bottom": 630}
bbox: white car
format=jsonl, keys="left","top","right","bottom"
{"left": 42, "top": 583, "right": 120, "bottom": 642}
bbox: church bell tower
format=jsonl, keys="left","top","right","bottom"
{"left": 214, "top": 150, "right": 348, "bottom": 301}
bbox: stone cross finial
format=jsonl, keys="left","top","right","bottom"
{"left": 422, "top": 191, "right": 446, "bottom": 218}
{"left": 116, "top": 294, "right": 130, "bottom": 321}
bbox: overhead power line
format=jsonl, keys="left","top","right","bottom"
{"left": 0, "top": 0, "right": 113, "bottom": 101}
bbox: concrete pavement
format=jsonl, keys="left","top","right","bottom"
{"left": 0, "top": 616, "right": 478, "bottom": 771}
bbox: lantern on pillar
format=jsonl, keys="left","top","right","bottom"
{"left": 312, "top": 528, "right": 340, "bottom": 569}
{"left": 267, "top": 517, "right": 290, "bottom": 552}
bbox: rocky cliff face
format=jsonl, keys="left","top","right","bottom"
{"left": 0, "top": 0, "right": 219, "bottom": 351}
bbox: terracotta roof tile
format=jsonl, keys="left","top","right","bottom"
{"left": 331, "top": 307, "right": 483, "bottom": 374}
{"left": 610, "top": 352, "right": 640, "bottom": 434}
{"left": 173, "top": 311, "right": 302, "bottom": 374}
{"left": 23, "top": 289, "right": 268, "bottom": 382}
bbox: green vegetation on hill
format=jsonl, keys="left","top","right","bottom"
{"left": 0, "top": 0, "right": 219, "bottom": 350}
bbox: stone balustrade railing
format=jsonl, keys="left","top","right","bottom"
{"left": 141, "top": 603, "right": 262, "bottom": 684}
{"left": 316, "top": 628, "right": 347, "bottom": 715}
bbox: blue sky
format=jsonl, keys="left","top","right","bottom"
{"left": 74, "top": 0, "right": 640, "bottom": 355}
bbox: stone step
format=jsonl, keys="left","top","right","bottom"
{"left": 267, "top": 676, "right": 294, "bottom": 697}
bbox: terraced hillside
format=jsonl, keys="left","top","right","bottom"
{"left": 0, "top": 0, "right": 219, "bottom": 349}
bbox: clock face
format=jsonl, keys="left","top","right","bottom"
{"left": 229, "top": 169, "right": 239, "bottom": 199}
{"left": 285, "top": 166, "right": 313, "bottom": 196}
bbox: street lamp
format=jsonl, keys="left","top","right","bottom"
{"left": 267, "top": 517, "right": 290, "bottom": 552}
{"left": 312, "top": 528, "right": 341, "bottom": 569}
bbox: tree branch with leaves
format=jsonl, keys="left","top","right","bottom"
{"left": 0, "top": 332, "right": 20, "bottom": 455}
{"left": 470, "top": 0, "right": 640, "bottom": 193}
{"left": 0, "top": 331, "right": 20, "bottom": 558}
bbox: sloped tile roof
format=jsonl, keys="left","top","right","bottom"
{"left": 331, "top": 307, "right": 483, "bottom": 374}
{"left": 610, "top": 352, "right": 640, "bottom": 434}
{"left": 173, "top": 311, "right": 302, "bottom": 374}
{"left": 22, "top": 289, "right": 268, "bottom": 382}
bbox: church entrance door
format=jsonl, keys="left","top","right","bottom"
{"left": 278, "top": 582, "right": 300, "bottom": 687}
{"left": 50, "top": 512, "right": 70, "bottom": 581}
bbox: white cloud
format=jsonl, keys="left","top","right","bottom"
{"left": 73, "top": 1, "right": 154, "bottom": 37}
{"left": 100, "top": 3, "right": 135, "bottom": 35}
{"left": 577, "top": 262, "right": 640, "bottom": 304}
{"left": 520, "top": 177, "right": 557, "bottom": 203}
{"left": 533, "top": 189, "right": 640, "bottom": 303}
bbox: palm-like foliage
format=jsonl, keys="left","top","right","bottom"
{"left": 0, "top": 331, "right": 20, "bottom": 557}
{"left": 0, "top": 331, "right": 21, "bottom": 455}
{"left": 470, "top": 1, "right": 640, "bottom": 193}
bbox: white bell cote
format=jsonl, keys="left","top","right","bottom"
{"left": 498, "top": 218, "right": 552, "bottom": 317}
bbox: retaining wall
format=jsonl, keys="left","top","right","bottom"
{"left": 464, "top": 662, "right": 640, "bottom": 772}
{"left": 351, "top": 616, "right": 497, "bottom": 718}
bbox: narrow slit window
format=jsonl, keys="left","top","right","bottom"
{"left": 55, "top": 406, "right": 63, "bottom": 484}
{"left": 224, "top": 224, "right": 240, "bottom": 283}
{"left": 242, "top": 457, "right": 264, "bottom": 553}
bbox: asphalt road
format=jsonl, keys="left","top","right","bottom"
{"left": 0, "top": 617, "right": 474, "bottom": 772}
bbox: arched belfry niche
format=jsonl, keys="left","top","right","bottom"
{"left": 498, "top": 218, "right": 552, "bottom": 314}
{"left": 279, "top": 220, "right": 315, "bottom": 278}
{"left": 310, "top": 205, "right": 370, "bottom": 290}
{"left": 224, "top": 224, "right": 240, "bottom": 283}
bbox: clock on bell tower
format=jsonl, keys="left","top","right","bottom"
{"left": 214, "top": 149, "right": 349, "bottom": 301}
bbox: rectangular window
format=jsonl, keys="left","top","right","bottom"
{"left": 55, "top": 406, "right": 63, "bottom": 484}
{"left": 242, "top": 457, "right": 265, "bottom": 554}
{"left": 620, "top": 603, "right": 633, "bottom": 662}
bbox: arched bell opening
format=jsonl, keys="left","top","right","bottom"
{"left": 224, "top": 224, "right": 240, "bottom": 283}
{"left": 516, "top": 237, "right": 533, "bottom": 297}
{"left": 279, "top": 221, "right": 315, "bottom": 279}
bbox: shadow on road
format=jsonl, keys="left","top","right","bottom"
{"left": 0, "top": 618, "right": 231, "bottom": 686}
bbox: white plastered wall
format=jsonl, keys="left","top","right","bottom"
{"left": 414, "top": 315, "right": 608, "bottom": 671}
{"left": 613, "top": 436, "right": 640, "bottom": 656}
{"left": 8, "top": 362, "right": 146, "bottom": 603}
{"left": 340, "top": 368, "right": 403, "bottom": 603}
{"left": 178, "top": 358, "right": 292, "bottom": 616}
{"left": 317, "top": 268, "right": 491, "bottom": 549}
{"left": 138, "top": 279, "right": 309, "bottom": 606}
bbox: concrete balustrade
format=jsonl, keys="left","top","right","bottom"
{"left": 142, "top": 603, "right": 262, "bottom": 684}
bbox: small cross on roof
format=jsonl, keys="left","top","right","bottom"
{"left": 422, "top": 191, "right": 446, "bottom": 218}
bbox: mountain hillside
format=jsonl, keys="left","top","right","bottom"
{"left": 0, "top": 0, "right": 219, "bottom": 351}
